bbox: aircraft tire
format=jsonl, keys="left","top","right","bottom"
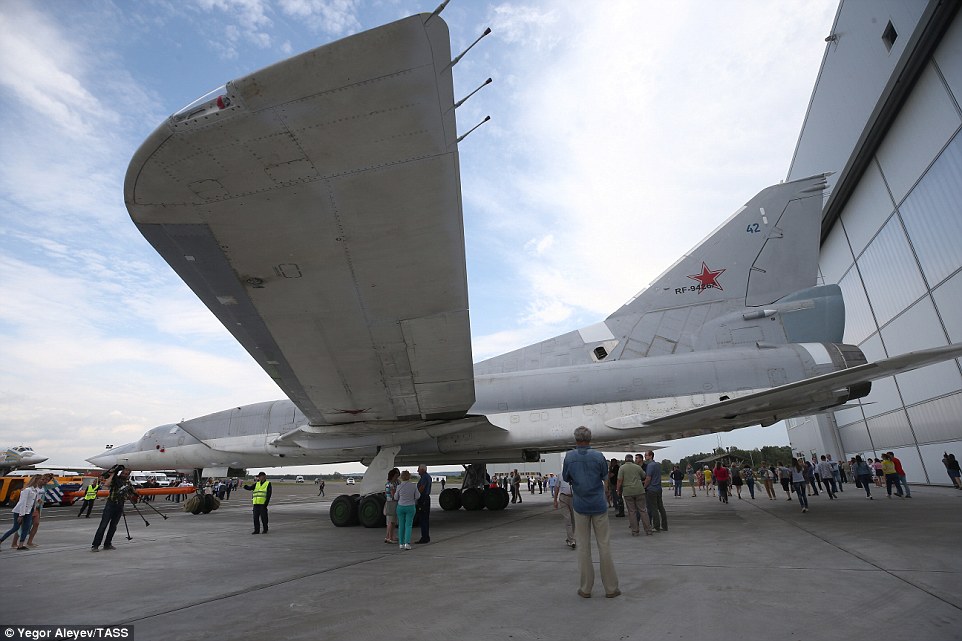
{"left": 330, "top": 494, "right": 359, "bottom": 527}
{"left": 359, "top": 494, "right": 386, "bottom": 528}
{"left": 202, "top": 495, "right": 215, "bottom": 514}
{"left": 183, "top": 495, "right": 203, "bottom": 514}
{"left": 461, "top": 487, "right": 484, "bottom": 511}
{"left": 483, "top": 487, "right": 504, "bottom": 511}
{"left": 438, "top": 487, "right": 462, "bottom": 511}
{"left": 499, "top": 487, "right": 510, "bottom": 509}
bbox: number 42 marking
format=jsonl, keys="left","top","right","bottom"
{"left": 746, "top": 223, "right": 761, "bottom": 233}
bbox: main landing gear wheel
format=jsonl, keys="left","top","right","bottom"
{"left": 359, "top": 494, "right": 386, "bottom": 528}
{"left": 330, "top": 494, "right": 359, "bottom": 527}
{"left": 439, "top": 487, "right": 462, "bottom": 511}
{"left": 461, "top": 487, "right": 484, "bottom": 511}
{"left": 483, "top": 487, "right": 506, "bottom": 511}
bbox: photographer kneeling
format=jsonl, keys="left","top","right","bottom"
{"left": 91, "top": 465, "right": 132, "bottom": 552}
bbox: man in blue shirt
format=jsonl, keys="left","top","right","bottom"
{"left": 643, "top": 450, "right": 668, "bottom": 532}
{"left": 562, "top": 426, "right": 620, "bottom": 599}
{"left": 415, "top": 464, "right": 432, "bottom": 544}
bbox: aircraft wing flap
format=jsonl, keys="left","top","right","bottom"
{"left": 607, "top": 342, "right": 962, "bottom": 432}
{"left": 125, "top": 15, "right": 475, "bottom": 426}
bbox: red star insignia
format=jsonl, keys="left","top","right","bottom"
{"left": 688, "top": 262, "right": 725, "bottom": 292}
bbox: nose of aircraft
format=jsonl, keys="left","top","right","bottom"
{"left": 23, "top": 454, "right": 48, "bottom": 465}
{"left": 86, "top": 450, "right": 119, "bottom": 469}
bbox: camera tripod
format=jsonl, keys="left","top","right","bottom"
{"left": 121, "top": 493, "right": 168, "bottom": 540}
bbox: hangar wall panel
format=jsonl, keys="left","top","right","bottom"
{"left": 935, "top": 9, "right": 962, "bottom": 105}
{"left": 875, "top": 64, "right": 962, "bottom": 203}
{"left": 837, "top": 267, "right": 876, "bottom": 344}
{"left": 919, "top": 442, "right": 962, "bottom": 486}
{"left": 906, "top": 393, "right": 962, "bottom": 444}
{"left": 898, "top": 134, "right": 962, "bottom": 288}
{"left": 866, "top": 411, "right": 914, "bottom": 449}
{"left": 818, "top": 225, "right": 855, "bottom": 285}
{"left": 838, "top": 161, "right": 896, "bottom": 256}
{"left": 856, "top": 216, "right": 928, "bottom": 326}
{"left": 839, "top": 422, "right": 874, "bottom": 453}
{"left": 932, "top": 270, "right": 962, "bottom": 343}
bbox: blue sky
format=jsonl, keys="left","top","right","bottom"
{"left": 0, "top": 0, "right": 838, "bottom": 473}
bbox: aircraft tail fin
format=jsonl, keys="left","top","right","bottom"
{"left": 474, "top": 174, "right": 833, "bottom": 375}
{"left": 605, "top": 173, "right": 831, "bottom": 359}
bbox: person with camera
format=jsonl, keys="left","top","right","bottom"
{"left": 91, "top": 465, "right": 131, "bottom": 552}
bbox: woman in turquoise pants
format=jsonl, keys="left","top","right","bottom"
{"left": 394, "top": 470, "right": 420, "bottom": 550}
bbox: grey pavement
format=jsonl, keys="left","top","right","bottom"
{"left": 1, "top": 481, "right": 960, "bottom": 640}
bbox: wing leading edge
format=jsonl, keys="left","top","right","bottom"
{"left": 606, "top": 343, "right": 962, "bottom": 433}
{"left": 125, "top": 15, "right": 475, "bottom": 425}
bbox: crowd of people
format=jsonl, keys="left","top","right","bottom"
{"left": 665, "top": 450, "right": 936, "bottom": 512}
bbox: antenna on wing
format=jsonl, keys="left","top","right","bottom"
{"left": 446, "top": 27, "right": 492, "bottom": 70}
{"left": 425, "top": 0, "right": 451, "bottom": 24}
{"left": 454, "top": 77, "right": 492, "bottom": 109}
{"left": 457, "top": 115, "right": 490, "bottom": 143}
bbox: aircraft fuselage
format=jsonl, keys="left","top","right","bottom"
{"left": 88, "top": 342, "right": 863, "bottom": 471}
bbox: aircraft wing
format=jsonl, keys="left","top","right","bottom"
{"left": 124, "top": 15, "right": 475, "bottom": 425}
{"left": 606, "top": 343, "right": 962, "bottom": 435}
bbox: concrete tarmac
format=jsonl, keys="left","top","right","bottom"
{"left": 1, "top": 481, "right": 960, "bottom": 640}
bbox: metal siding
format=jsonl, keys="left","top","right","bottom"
{"left": 818, "top": 224, "right": 856, "bottom": 285}
{"left": 839, "top": 422, "right": 874, "bottom": 453}
{"left": 934, "top": 8, "right": 962, "bottom": 106}
{"left": 906, "top": 393, "right": 962, "bottom": 443}
{"left": 859, "top": 375, "right": 904, "bottom": 418}
{"left": 858, "top": 332, "right": 887, "bottom": 362}
{"left": 881, "top": 296, "right": 961, "bottom": 404}
{"left": 932, "top": 270, "right": 962, "bottom": 342}
{"left": 898, "top": 133, "right": 962, "bottom": 287}
{"left": 886, "top": 446, "right": 925, "bottom": 482}
{"left": 856, "top": 216, "right": 927, "bottom": 325}
{"left": 833, "top": 404, "right": 866, "bottom": 427}
{"left": 875, "top": 64, "right": 962, "bottom": 204}
{"left": 838, "top": 161, "right": 896, "bottom": 256}
{"left": 918, "top": 441, "right": 962, "bottom": 485}
{"left": 788, "top": 0, "right": 928, "bottom": 184}
{"left": 837, "top": 267, "right": 877, "bottom": 344}
{"left": 866, "top": 410, "right": 915, "bottom": 449}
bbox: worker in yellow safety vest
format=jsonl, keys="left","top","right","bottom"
{"left": 77, "top": 480, "right": 100, "bottom": 518}
{"left": 243, "top": 472, "right": 272, "bottom": 534}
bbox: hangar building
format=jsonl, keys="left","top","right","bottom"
{"left": 785, "top": 0, "right": 961, "bottom": 485}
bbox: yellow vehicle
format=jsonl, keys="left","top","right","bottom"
{"left": 0, "top": 476, "right": 27, "bottom": 506}
{"left": 0, "top": 475, "right": 84, "bottom": 506}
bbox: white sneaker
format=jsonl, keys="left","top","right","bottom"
{"left": 399, "top": 544, "right": 405, "bottom": 550}
{"left": 404, "top": 544, "right": 412, "bottom": 550}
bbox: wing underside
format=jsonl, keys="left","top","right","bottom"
{"left": 125, "top": 14, "right": 475, "bottom": 426}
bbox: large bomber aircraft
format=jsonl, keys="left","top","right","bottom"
{"left": 90, "top": 10, "right": 962, "bottom": 525}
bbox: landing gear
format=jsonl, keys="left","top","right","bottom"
{"left": 485, "top": 487, "right": 509, "bottom": 511}
{"left": 461, "top": 487, "right": 484, "bottom": 511}
{"left": 439, "top": 487, "right": 462, "bottom": 511}
{"left": 328, "top": 462, "right": 512, "bottom": 526}
{"left": 358, "top": 493, "right": 386, "bottom": 528}
{"left": 330, "top": 494, "right": 360, "bottom": 527}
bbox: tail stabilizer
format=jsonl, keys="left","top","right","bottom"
{"left": 605, "top": 173, "right": 830, "bottom": 359}
{"left": 475, "top": 174, "right": 831, "bottom": 375}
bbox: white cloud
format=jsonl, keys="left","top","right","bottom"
{"left": 463, "top": 0, "right": 838, "bottom": 350}
{"left": 523, "top": 233, "right": 554, "bottom": 256}
{"left": 0, "top": 4, "right": 115, "bottom": 138}
{"left": 277, "top": 0, "right": 361, "bottom": 36}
